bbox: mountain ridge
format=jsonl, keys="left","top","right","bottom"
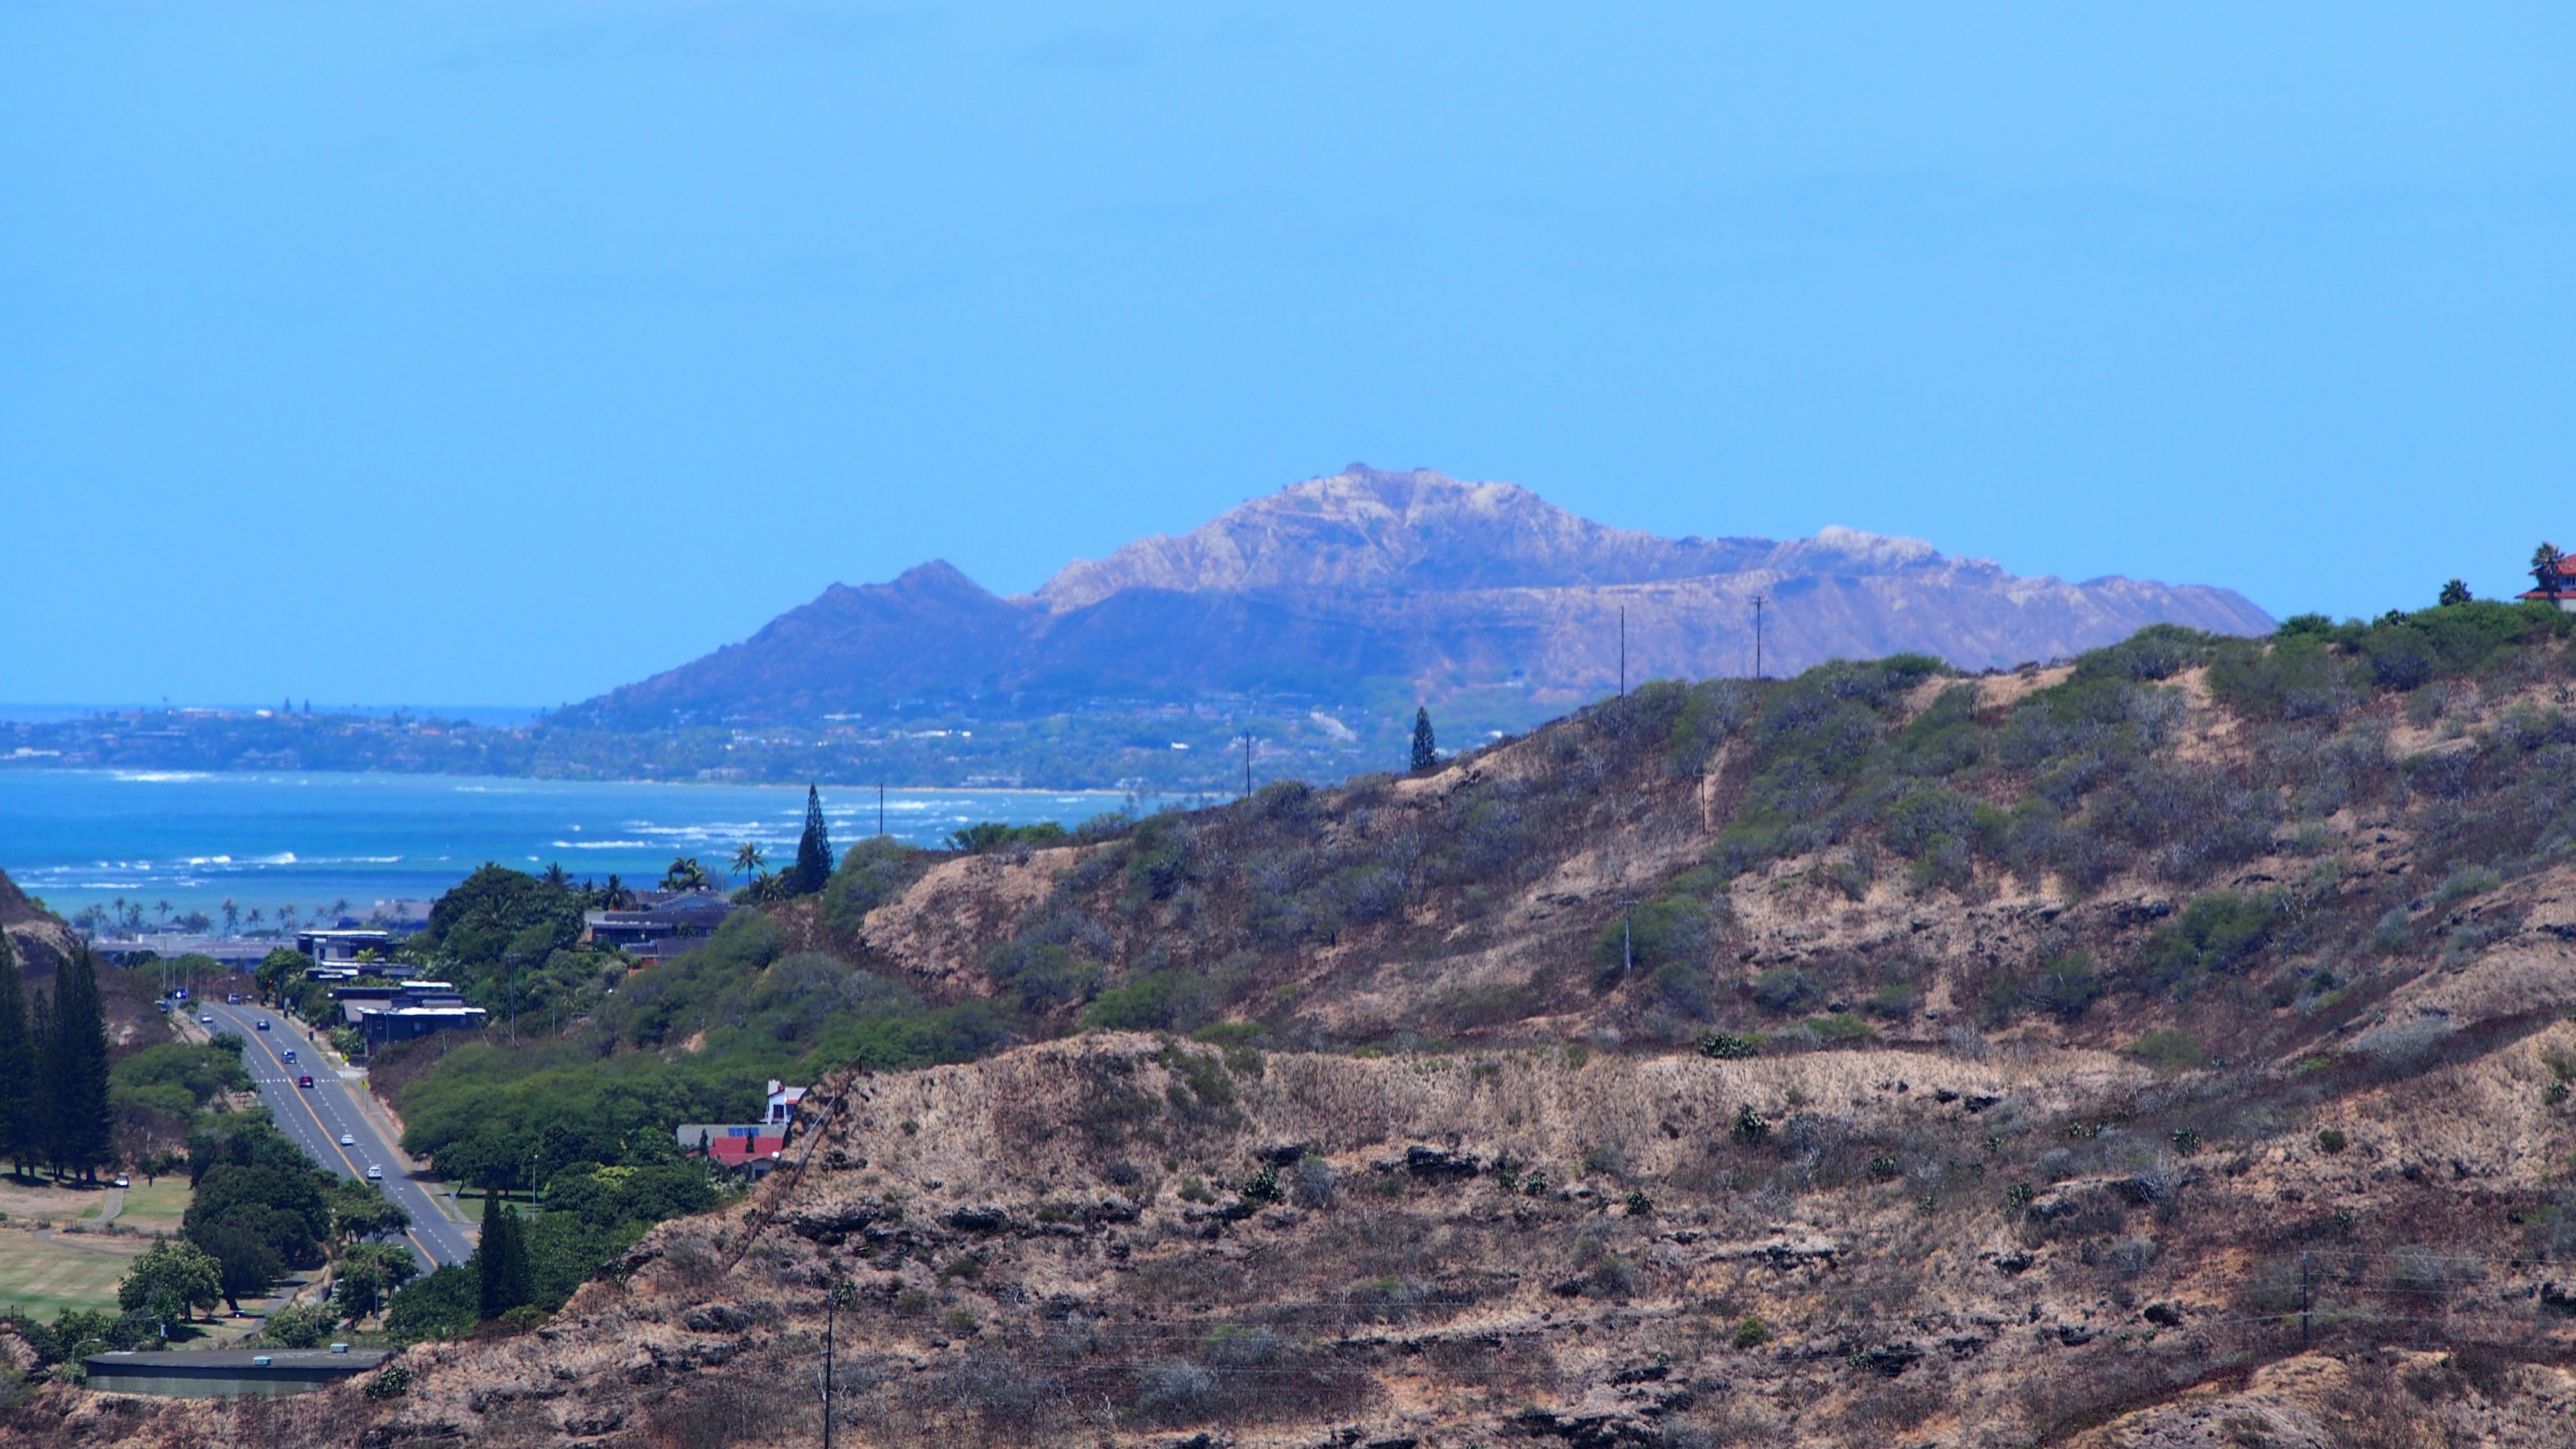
{"left": 559, "top": 464, "right": 2272, "bottom": 731}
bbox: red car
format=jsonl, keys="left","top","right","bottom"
{"left": 297, "top": 1075, "right": 315, "bottom": 1088}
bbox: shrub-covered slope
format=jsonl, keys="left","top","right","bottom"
{"left": 21, "top": 601, "right": 2576, "bottom": 1448}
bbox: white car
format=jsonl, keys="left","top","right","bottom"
{"left": 113, "top": 1175, "right": 130, "bottom": 1189}
{"left": 339, "top": 1134, "right": 356, "bottom": 1146}
{"left": 199, "top": 1014, "right": 213, "bottom": 1025}
{"left": 365, "top": 1166, "right": 383, "bottom": 1181}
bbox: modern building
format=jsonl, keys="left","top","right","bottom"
{"left": 295, "top": 928, "right": 393, "bottom": 965}
{"left": 582, "top": 891, "right": 736, "bottom": 963}
{"left": 83, "top": 1347, "right": 390, "bottom": 1397}
{"left": 350, "top": 981, "right": 486, "bottom": 1051}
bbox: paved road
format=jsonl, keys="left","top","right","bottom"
{"left": 200, "top": 1002, "right": 476, "bottom": 1271}
{"left": 94, "top": 1184, "right": 124, "bottom": 1226}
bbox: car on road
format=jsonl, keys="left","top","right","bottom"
{"left": 198, "top": 1014, "right": 212, "bottom": 1025}
{"left": 256, "top": 1019, "right": 270, "bottom": 1030}
{"left": 298, "top": 1075, "right": 315, "bottom": 1088}
{"left": 282, "top": 1049, "right": 297, "bottom": 1063}
{"left": 339, "top": 1133, "right": 355, "bottom": 1146}
{"left": 227, "top": 994, "right": 241, "bottom": 1004}
{"left": 113, "top": 1175, "right": 129, "bottom": 1189}
{"left": 365, "top": 1166, "right": 383, "bottom": 1181}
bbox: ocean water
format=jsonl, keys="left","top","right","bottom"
{"left": 0, "top": 769, "right": 1124, "bottom": 923}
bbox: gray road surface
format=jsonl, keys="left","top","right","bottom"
{"left": 200, "top": 1002, "right": 477, "bottom": 1271}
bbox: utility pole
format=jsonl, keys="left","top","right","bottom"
{"left": 821, "top": 1275, "right": 838, "bottom": 1449}
{"left": 1241, "top": 730, "right": 1254, "bottom": 798}
{"left": 2298, "top": 1250, "right": 2311, "bottom": 1344}
{"left": 1619, "top": 606, "right": 1627, "bottom": 697}
{"left": 1752, "top": 593, "right": 1768, "bottom": 680}
{"left": 877, "top": 782, "right": 885, "bottom": 840}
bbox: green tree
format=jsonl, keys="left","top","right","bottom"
{"left": 2537, "top": 542, "right": 2568, "bottom": 601}
{"left": 254, "top": 947, "right": 309, "bottom": 1007}
{"left": 1410, "top": 707, "right": 1438, "bottom": 773}
{"left": 730, "top": 841, "right": 764, "bottom": 885}
{"left": 0, "top": 930, "right": 32, "bottom": 1179}
{"left": 118, "top": 1236, "right": 223, "bottom": 1323}
{"left": 198, "top": 1221, "right": 283, "bottom": 1314}
{"left": 2440, "top": 578, "right": 2473, "bottom": 607}
{"left": 475, "top": 1192, "right": 533, "bottom": 1321}
{"left": 334, "top": 1241, "right": 420, "bottom": 1324}
{"left": 661, "top": 857, "right": 709, "bottom": 893}
{"left": 791, "top": 786, "right": 833, "bottom": 895}
{"left": 42, "top": 949, "right": 113, "bottom": 1181}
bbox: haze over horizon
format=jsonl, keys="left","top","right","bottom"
{"left": 8, "top": 3, "right": 2573, "bottom": 705}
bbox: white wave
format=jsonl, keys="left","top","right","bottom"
{"left": 549, "top": 839, "right": 655, "bottom": 850}
{"left": 111, "top": 771, "right": 211, "bottom": 784}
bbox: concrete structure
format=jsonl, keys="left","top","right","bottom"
{"left": 83, "top": 1347, "right": 390, "bottom": 1397}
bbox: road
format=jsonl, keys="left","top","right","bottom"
{"left": 200, "top": 1002, "right": 477, "bottom": 1271}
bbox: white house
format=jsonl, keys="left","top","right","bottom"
{"left": 765, "top": 1079, "right": 808, "bottom": 1125}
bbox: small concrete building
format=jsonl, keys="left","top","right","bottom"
{"left": 84, "top": 1347, "right": 390, "bottom": 1397}
{"left": 765, "top": 1079, "right": 808, "bottom": 1124}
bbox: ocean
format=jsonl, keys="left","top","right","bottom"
{"left": 0, "top": 769, "right": 1126, "bottom": 924}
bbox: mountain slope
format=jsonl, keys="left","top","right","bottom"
{"left": 559, "top": 464, "right": 2272, "bottom": 731}
{"left": 41, "top": 604, "right": 2576, "bottom": 1449}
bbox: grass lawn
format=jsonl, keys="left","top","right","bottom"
{"left": 113, "top": 1180, "right": 193, "bottom": 1236}
{"left": 0, "top": 1225, "right": 147, "bottom": 1322}
{"left": 0, "top": 1178, "right": 108, "bottom": 1224}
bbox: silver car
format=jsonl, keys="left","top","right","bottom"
{"left": 365, "top": 1165, "right": 383, "bottom": 1181}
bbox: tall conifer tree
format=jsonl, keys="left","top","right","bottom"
{"left": 28, "top": 988, "right": 54, "bottom": 1178}
{"left": 792, "top": 784, "right": 833, "bottom": 895}
{"left": 0, "top": 931, "right": 31, "bottom": 1179}
{"left": 46, "top": 949, "right": 113, "bottom": 1181}
{"left": 1410, "top": 707, "right": 1439, "bottom": 773}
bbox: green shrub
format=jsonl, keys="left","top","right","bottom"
{"left": 1697, "top": 1032, "right": 1760, "bottom": 1060}
{"left": 1809, "top": 1013, "right": 1876, "bottom": 1043}
{"left": 2137, "top": 893, "right": 2279, "bottom": 995}
{"left": 2023, "top": 951, "right": 2104, "bottom": 1021}
{"left": 2129, "top": 1028, "right": 2206, "bottom": 1072}
{"left": 2316, "top": 1128, "right": 2348, "bottom": 1155}
{"left": 1733, "top": 1316, "right": 1772, "bottom": 1349}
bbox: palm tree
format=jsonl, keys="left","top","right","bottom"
{"left": 541, "top": 863, "right": 570, "bottom": 892}
{"left": 331, "top": 898, "right": 351, "bottom": 922}
{"left": 221, "top": 898, "right": 239, "bottom": 936}
{"left": 601, "top": 874, "right": 634, "bottom": 910}
{"left": 661, "top": 857, "right": 709, "bottom": 893}
{"left": 731, "top": 841, "right": 765, "bottom": 885}
{"left": 153, "top": 900, "right": 171, "bottom": 931}
{"left": 244, "top": 907, "right": 264, "bottom": 933}
{"left": 2536, "top": 542, "right": 2567, "bottom": 602}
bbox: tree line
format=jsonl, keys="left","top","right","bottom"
{"left": 0, "top": 932, "right": 113, "bottom": 1183}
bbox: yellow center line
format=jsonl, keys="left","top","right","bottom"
{"left": 217, "top": 1006, "right": 449, "bottom": 1270}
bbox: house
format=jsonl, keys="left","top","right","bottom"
{"left": 582, "top": 892, "right": 737, "bottom": 963}
{"left": 351, "top": 981, "right": 485, "bottom": 1051}
{"left": 674, "top": 1124, "right": 789, "bottom": 1177}
{"left": 766, "top": 1079, "right": 808, "bottom": 1124}
{"left": 2518, "top": 552, "right": 2576, "bottom": 612}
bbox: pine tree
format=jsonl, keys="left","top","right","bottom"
{"left": 1410, "top": 707, "right": 1438, "bottom": 773}
{"left": 28, "top": 987, "right": 54, "bottom": 1178}
{"left": 476, "top": 1191, "right": 512, "bottom": 1320}
{"left": 46, "top": 949, "right": 113, "bottom": 1181}
{"left": 0, "top": 931, "right": 30, "bottom": 1179}
{"left": 792, "top": 784, "right": 833, "bottom": 895}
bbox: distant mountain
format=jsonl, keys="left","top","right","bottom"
{"left": 561, "top": 464, "right": 2272, "bottom": 730}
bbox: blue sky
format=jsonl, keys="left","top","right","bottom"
{"left": 5, "top": 3, "right": 2571, "bottom": 706}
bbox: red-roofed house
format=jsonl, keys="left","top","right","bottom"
{"left": 675, "top": 1124, "right": 788, "bottom": 1177}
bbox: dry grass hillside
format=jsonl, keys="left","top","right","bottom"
{"left": 16, "top": 606, "right": 2576, "bottom": 1447}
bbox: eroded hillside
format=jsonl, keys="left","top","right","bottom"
{"left": 20, "top": 604, "right": 2576, "bottom": 1448}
